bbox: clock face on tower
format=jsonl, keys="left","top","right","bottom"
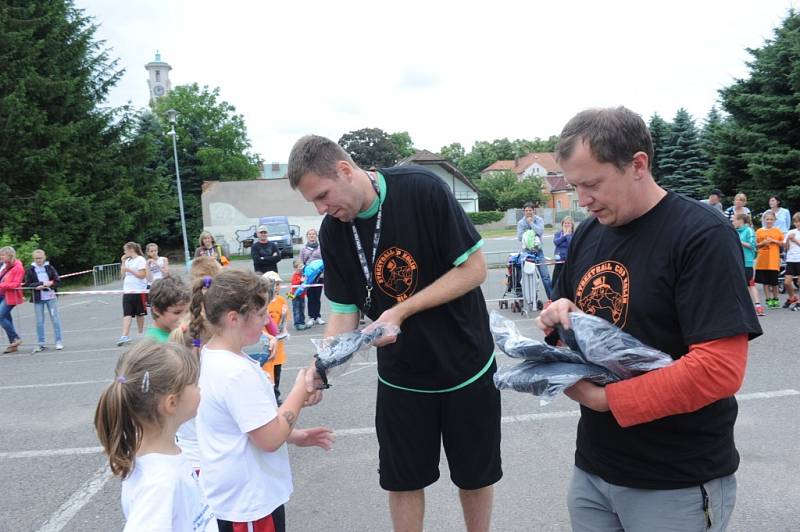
{"left": 153, "top": 84, "right": 165, "bottom": 96}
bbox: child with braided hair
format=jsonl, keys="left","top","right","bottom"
{"left": 94, "top": 341, "right": 217, "bottom": 531}
{"left": 191, "top": 269, "right": 333, "bottom": 531}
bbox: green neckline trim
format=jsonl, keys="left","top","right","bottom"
{"left": 330, "top": 301, "right": 359, "bottom": 314}
{"left": 453, "top": 239, "right": 484, "bottom": 267}
{"left": 356, "top": 172, "right": 387, "bottom": 219}
{"left": 377, "top": 351, "right": 495, "bottom": 394}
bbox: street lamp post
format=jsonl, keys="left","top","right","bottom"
{"left": 166, "top": 109, "right": 192, "bottom": 271}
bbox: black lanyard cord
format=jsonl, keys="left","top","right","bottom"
{"left": 350, "top": 172, "right": 382, "bottom": 311}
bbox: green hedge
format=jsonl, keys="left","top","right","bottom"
{"left": 468, "top": 211, "right": 504, "bottom": 225}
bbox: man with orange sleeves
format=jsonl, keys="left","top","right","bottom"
{"left": 537, "top": 107, "right": 762, "bottom": 532}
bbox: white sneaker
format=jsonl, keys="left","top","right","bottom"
{"left": 55, "top": 342, "right": 63, "bottom": 350}
{"left": 32, "top": 345, "right": 45, "bottom": 353}
{"left": 305, "top": 319, "right": 315, "bottom": 327}
{"left": 315, "top": 317, "right": 326, "bottom": 325}
{"left": 117, "top": 336, "right": 130, "bottom": 347}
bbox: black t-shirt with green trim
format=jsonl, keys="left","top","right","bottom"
{"left": 320, "top": 166, "right": 494, "bottom": 390}
{"left": 554, "top": 191, "right": 762, "bottom": 489}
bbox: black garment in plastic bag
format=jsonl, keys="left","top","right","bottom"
{"left": 490, "top": 311, "right": 673, "bottom": 404}
{"left": 312, "top": 325, "right": 400, "bottom": 387}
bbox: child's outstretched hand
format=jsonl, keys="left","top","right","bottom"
{"left": 289, "top": 427, "right": 335, "bottom": 450}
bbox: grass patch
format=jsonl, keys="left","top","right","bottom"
{"left": 478, "top": 228, "right": 516, "bottom": 239}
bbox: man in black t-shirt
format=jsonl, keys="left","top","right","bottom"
{"left": 537, "top": 107, "right": 762, "bottom": 531}
{"left": 288, "top": 135, "right": 501, "bottom": 532}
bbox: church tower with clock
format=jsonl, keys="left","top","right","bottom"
{"left": 145, "top": 51, "right": 172, "bottom": 105}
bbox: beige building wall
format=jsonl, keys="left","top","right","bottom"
{"left": 201, "top": 178, "right": 324, "bottom": 253}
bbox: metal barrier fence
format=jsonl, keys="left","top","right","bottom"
{"left": 93, "top": 262, "right": 121, "bottom": 287}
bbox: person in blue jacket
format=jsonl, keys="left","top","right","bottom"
{"left": 552, "top": 216, "right": 574, "bottom": 285}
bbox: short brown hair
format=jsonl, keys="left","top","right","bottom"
{"left": 556, "top": 107, "right": 654, "bottom": 171}
{"left": 287, "top": 135, "right": 354, "bottom": 189}
{"left": 149, "top": 276, "right": 190, "bottom": 317}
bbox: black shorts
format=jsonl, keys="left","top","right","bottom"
{"left": 122, "top": 293, "right": 148, "bottom": 317}
{"left": 375, "top": 363, "right": 502, "bottom": 491}
{"left": 744, "top": 267, "right": 754, "bottom": 287}
{"left": 786, "top": 262, "right": 800, "bottom": 276}
{"left": 755, "top": 269, "right": 779, "bottom": 286}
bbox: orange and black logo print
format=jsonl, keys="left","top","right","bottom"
{"left": 575, "top": 261, "right": 630, "bottom": 327}
{"left": 374, "top": 247, "right": 418, "bottom": 302}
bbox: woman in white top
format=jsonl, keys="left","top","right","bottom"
{"left": 145, "top": 243, "right": 169, "bottom": 283}
{"left": 761, "top": 195, "right": 792, "bottom": 233}
{"left": 118, "top": 242, "right": 148, "bottom": 346}
{"left": 724, "top": 193, "right": 751, "bottom": 222}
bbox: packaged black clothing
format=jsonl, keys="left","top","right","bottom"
{"left": 494, "top": 360, "right": 614, "bottom": 400}
{"left": 490, "top": 311, "right": 584, "bottom": 364}
{"left": 553, "top": 191, "right": 762, "bottom": 490}
{"left": 490, "top": 311, "right": 671, "bottom": 404}
{"left": 320, "top": 168, "right": 493, "bottom": 391}
{"left": 312, "top": 325, "right": 400, "bottom": 387}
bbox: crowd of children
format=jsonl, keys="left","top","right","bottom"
{"left": 95, "top": 258, "right": 333, "bottom": 531}
{"left": 731, "top": 202, "right": 800, "bottom": 316}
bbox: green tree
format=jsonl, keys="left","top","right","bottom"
{"left": 0, "top": 0, "right": 169, "bottom": 271}
{"left": 658, "top": 108, "right": 709, "bottom": 198}
{"left": 512, "top": 136, "right": 560, "bottom": 155}
{"left": 459, "top": 141, "right": 500, "bottom": 179}
{"left": 389, "top": 131, "right": 415, "bottom": 158}
{"left": 474, "top": 170, "right": 545, "bottom": 211}
{"left": 151, "top": 84, "right": 261, "bottom": 244}
{"left": 648, "top": 113, "right": 672, "bottom": 182}
{"left": 709, "top": 11, "right": 800, "bottom": 213}
{"left": 338, "top": 127, "right": 399, "bottom": 168}
{"left": 439, "top": 142, "right": 466, "bottom": 167}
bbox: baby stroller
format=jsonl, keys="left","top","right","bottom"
{"left": 500, "top": 251, "right": 545, "bottom": 314}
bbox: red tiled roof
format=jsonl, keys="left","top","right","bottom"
{"left": 514, "top": 152, "right": 562, "bottom": 174}
{"left": 545, "top": 175, "right": 571, "bottom": 192}
{"left": 481, "top": 160, "right": 516, "bottom": 173}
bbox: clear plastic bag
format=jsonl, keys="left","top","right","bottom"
{"left": 493, "top": 360, "right": 615, "bottom": 403}
{"left": 490, "top": 312, "right": 585, "bottom": 364}
{"left": 489, "top": 310, "right": 674, "bottom": 405}
{"left": 312, "top": 325, "right": 401, "bottom": 387}
{"left": 557, "top": 313, "right": 674, "bottom": 380}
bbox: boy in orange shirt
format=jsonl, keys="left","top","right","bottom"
{"left": 261, "top": 271, "right": 289, "bottom": 404}
{"left": 755, "top": 211, "right": 784, "bottom": 308}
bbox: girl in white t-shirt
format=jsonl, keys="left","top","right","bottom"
{"left": 118, "top": 242, "right": 148, "bottom": 346}
{"left": 783, "top": 212, "right": 800, "bottom": 307}
{"left": 145, "top": 242, "right": 170, "bottom": 283}
{"left": 192, "top": 270, "right": 333, "bottom": 532}
{"left": 94, "top": 341, "right": 218, "bottom": 531}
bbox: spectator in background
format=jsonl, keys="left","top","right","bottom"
{"left": 117, "top": 242, "right": 148, "bottom": 346}
{"left": 289, "top": 259, "right": 307, "bottom": 331}
{"left": 145, "top": 243, "right": 169, "bottom": 283}
{"left": 782, "top": 212, "right": 800, "bottom": 309}
{"left": 300, "top": 228, "right": 325, "bottom": 326}
{"left": 251, "top": 225, "right": 281, "bottom": 274}
{"left": 552, "top": 216, "right": 574, "bottom": 285}
{"left": 755, "top": 211, "right": 784, "bottom": 309}
{"left": 517, "top": 201, "right": 553, "bottom": 299}
{"left": 194, "top": 231, "right": 220, "bottom": 263}
{"left": 724, "top": 193, "right": 751, "bottom": 222}
{"left": 701, "top": 188, "right": 724, "bottom": 212}
{"left": 761, "top": 195, "right": 791, "bottom": 234}
{"left": 733, "top": 213, "right": 762, "bottom": 315}
{"left": 24, "top": 249, "right": 63, "bottom": 352}
{"left": 0, "top": 246, "right": 25, "bottom": 353}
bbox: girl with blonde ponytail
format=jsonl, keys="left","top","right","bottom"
{"left": 94, "top": 342, "right": 217, "bottom": 531}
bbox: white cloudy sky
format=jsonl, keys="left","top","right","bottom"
{"left": 77, "top": 0, "right": 794, "bottom": 163}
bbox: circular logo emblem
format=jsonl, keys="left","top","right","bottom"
{"left": 574, "top": 260, "right": 630, "bottom": 327}
{"left": 374, "top": 247, "right": 418, "bottom": 302}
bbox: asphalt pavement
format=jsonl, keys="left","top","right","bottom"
{"left": 1, "top": 242, "right": 798, "bottom": 531}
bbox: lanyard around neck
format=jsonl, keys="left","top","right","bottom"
{"left": 350, "top": 172, "right": 382, "bottom": 311}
